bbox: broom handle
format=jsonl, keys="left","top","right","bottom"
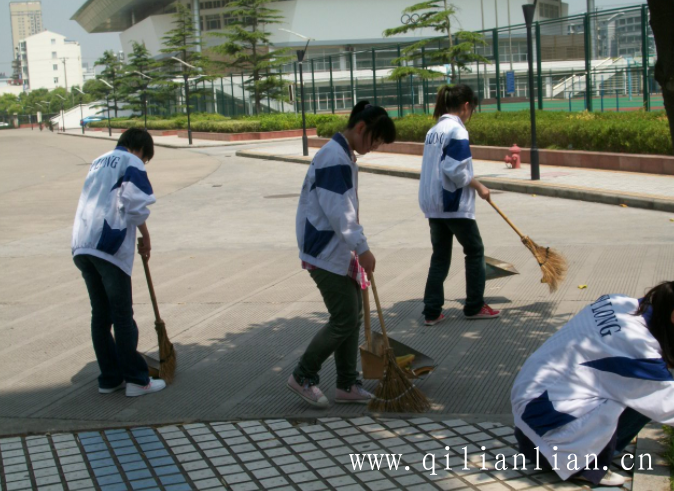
{"left": 362, "top": 287, "right": 372, "bottom": 351}
{"left": 369, "top": 274, "right": 391, "bottom": 350}
{"left": 489, "top": 201, "right": 526, "bottom": 240}
{"left": 138, "top": 238, "right": 162, "bottom": 322}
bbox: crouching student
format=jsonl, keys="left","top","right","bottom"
{"left": 288, "top": 101, "right": 396, "bottom": 408}
{"left": 419, "top": 84, "right": 499, "bottom": 326}
{"left": 72, "top": 128, "right": 166, "bottom": 397}
{"left": 511, "top": 282, "right": 674, "bottom": 487}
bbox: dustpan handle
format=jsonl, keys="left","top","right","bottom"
{"left": 362, "top": 287, "right": 372, "bottom": 351}
{"left": 489, "top": 200, "right": 525, "bottom": 240}
{"left": 138, "top": 238, "right": 162, "bottom": 322}
{"left": 369, "top": 274, "right": 391, "bottom": 350}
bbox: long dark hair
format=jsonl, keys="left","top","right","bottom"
{"left": 346, "top": 100, "right": 396, "bottom": 145}
{"left": 433, "top": 84, "right": 478, "bottom": 120}
{"left": 635, "top": 281, "right": 674, "bottom": 366}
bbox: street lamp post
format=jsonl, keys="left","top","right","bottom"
{"left": 55, "top": 94, "right": 66, "bottom": 132}
{"left": 100, "top": 79, "right": 114, "bottom": 137}
{"left": 171, "top": 57, "right": 198, "bottom": 145}
{"left": 39, "top": 101, "right": 50, "bottom": 130}
{"left": 523, "top": 0, "right": 540, "bottom": 181}
{"left": 280, "top": 28, "right": 314, "bottom": 157}
{"left": 74, "top": 87, "right": 86, "bottom": 135}
{"left": 132, "top": 71, "right": 152, "bottom": 131}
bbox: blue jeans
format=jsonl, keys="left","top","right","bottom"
{"left": 423, "top": 218, "right": 486, "bottom": 319}
{"left": 74, "top": 254, "right": 150, "bottom": 388}
{"left": 515, "top": 407, "right": 651, "bottom": 485}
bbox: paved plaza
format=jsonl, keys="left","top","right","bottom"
{"left": 0, "top": 129, "right": 672, "bottom": 490}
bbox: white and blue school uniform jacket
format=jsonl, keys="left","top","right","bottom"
{"left": 72, "top": 147, "right": 156, "bottom": 276}
{"left": 418, "top": 114, "right": 476, "bottom": 220}
{"left": 512, "top": 294, "right": 674, "bottom": 480}
{"left": 296, "top": 133, "right": 369, "bottom": 275}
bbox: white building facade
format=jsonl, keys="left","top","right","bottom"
{"left": 22, "top": 31, "right": 84, "bottom": 91}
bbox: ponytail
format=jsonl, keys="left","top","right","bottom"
{"left": 635, "top": 281, "right": 674, "bottom": 367}
{"left": 347, "top": 100, "right": 396, "bottom": 145}
{"left": 433, "top": 84, "right": 478, "bottom": 120}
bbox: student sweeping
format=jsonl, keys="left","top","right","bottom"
{"left": 72, "top": 129, "right": 166, "bottom": 397}
{"left": 289, "top": 101, "right": 396, "bottom": 408}
{"left": 511, "top": 282, "right": 674, "bottom": 487}
{"left": 419, "top": 84, "right": 500, "bottom": 326}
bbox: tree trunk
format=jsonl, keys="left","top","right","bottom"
{"left": 647, "top": 0, "right": 674, "bottom": 153}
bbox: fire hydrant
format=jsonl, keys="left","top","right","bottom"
{"left": 505, "top": 144, "right": 521, "bottom": 169}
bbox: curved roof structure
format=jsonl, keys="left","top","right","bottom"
{"left": 71, "top": 0, "right": 175, "bottom": 33}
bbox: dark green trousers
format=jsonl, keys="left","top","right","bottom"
{"left": 422, "top": 218, "right": 486, "bottom": 319}
{"left": 293, "top": 269, "right": 362, "bottom": 390}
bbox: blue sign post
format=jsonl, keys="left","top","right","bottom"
{"left": 506, "top": 71, "right": 516, "bottom": 94}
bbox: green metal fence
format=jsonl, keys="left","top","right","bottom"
{"left": 151, "top": 3, "right": 660, "bottom": 118}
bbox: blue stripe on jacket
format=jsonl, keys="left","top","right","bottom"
{"left": 111, "top": 166, "right": 153, "bottom": 195}
{"left": 582, "top": 357, "right": 674, "bottom": 382}
{"left": 521, "top": 390, "right": 577, "bottom": 437}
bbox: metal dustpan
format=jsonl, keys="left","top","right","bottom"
{"left": 485, "top": 255, "right": 519, "bottom": 280}
{"left": 359, "top": 288, "right": 435, "bottom": 380}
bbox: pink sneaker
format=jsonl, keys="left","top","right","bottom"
{"left": 335, "top": 383, "right": 373, "bottom": 404}
{"left": 465, "top": 304, "right": 501, "bottom": 320}
{"left": 287, "top": 375, "right": 329, "bottom": 408}
{"left": 424, "top": 313, "right": 445, "bottom": 326}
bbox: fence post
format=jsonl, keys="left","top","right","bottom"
{"left": 372, "top": 48, "right": 377, "bottom": 106}
{"left": 494, "top": 29, "right": 501, "bottom": 112}
{"left": 293, "top": 62, "right": 299, "bottom": 114}
{"left": 476, "top": 60, "right": 481, "bottom": 112}
{"left": 397, "top": 45, "right": 403, "bottom": 117}
{"left": 220, "top": 77, "right": 225, "bottom": 116}
{"left": 266, "top": 68, "right": 271, "bottom": 113}
{"left": 583, "top": 13, "right": 593, "bottom": 111}
{"left": 616, "top": 89, "right": 620, "bottom": 111}
{"left": 230, "top": 75, "right": 235, "bottom": 116}
{"left": 311, "top": 59, "right": 317, "bottom": 114}
{"left": 421, "top": 46, "right": 427, "bottom": 114}
{"left": 329, "top": 55, "right": 335, "bottom": 114}
{"left": 535, "top": 22, "right": 543, "bottom": 110}
{"left": 241, "top": 73, "right": 246, "bottom": 115}
{"left": 349, "top": 51, "right": 355, "bottom": 107}
{"left": 641, "top": 4, "right": 650, "bottom": 111}
{"left": 410, "top": 75, "right": 414, "bottom": 114}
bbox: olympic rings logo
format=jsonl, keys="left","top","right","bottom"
{"left": 401, "top": 13, "right": 421, "bottom": 24}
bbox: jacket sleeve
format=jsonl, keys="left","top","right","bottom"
{"left": 441, "top": 127, "right": 473, "bottom": 188}
{"left": 115, "top": 164, "right": 156, "bottom": 228}
{"left": 313, "top": 157, "right": 369, "bottom": 255}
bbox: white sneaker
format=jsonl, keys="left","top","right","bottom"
{"left": 99, "top": 382, "right": 125, "bottom": 394}
{"left": 576, "top": 470, "right": 625, "bottom": 487}
{"left": 125, "top": 378, "right": 166, "bottom": 397}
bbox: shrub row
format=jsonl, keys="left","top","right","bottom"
{"left": 317, "top": 111, "right": 672, "bottom": 155}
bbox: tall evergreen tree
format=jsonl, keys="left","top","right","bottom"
{"left": 210, "top": 0, "right": 292, "bottom": 114}
{"left": 94, "top": 50, "right": 124, "bottom": 117}
{"left": 119, "top": 41, "right": 157, "bottom": 115}
{"left": 384, "top": 1, "right": 488, "bottom": 82}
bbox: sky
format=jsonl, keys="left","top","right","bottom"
{"left": 0, "top": 0, "right": 645, "bottom": 78}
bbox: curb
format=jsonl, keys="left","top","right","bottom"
{"left": 57, "top": 131, "right": 303, "bottom": 149}
{"left": 235, "top": 150, "right": 674, "bottom": 213}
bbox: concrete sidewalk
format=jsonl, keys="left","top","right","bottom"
{"left": 236, "top": 143, "right": 674, "bottom": 213}
{"left": 58, "top": 130, "right": 307, "bottom": 149}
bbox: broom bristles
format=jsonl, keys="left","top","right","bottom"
{"left": 368, "top": 349, "right": 430, "bottom": 413}
{"left": 522, "top": 236, "right": 568, "bottom": 293}
{"left": 155, "top": 320, "right": 176, "bottom": 384}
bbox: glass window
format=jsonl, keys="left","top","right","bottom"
{"left": 52, "top": 51, "right": 57, "bottom": 59}
{"left": 51, "top": 38, "right": 55, "bottom": 44}
{"left": 205, "top": 14, "right": 221, "bottom": 30}
{"left": 54, "top": 77, "right": 58, "bottom": 84}
{"left": 53, "top": 64, "right": 58, "bottom": 70}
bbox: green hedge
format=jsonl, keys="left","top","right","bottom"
{"left": 190, "top": 120, "right": 261, "bottom": 133}
{"left": 317, "top": 111, "right": 672, "bottom": 155}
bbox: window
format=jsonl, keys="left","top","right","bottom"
{"left": 51, "top": 38, "right": 55, "bottom": 45}
{"left": 205, "top": 14, "right": 221, "bottom": 30}
{"left": 52, "top": 51, "right": 57, "bottom": 59}
{"left": 54, "top": 77, "right": 58, "bottom": 84}
{"left": 53, "top": 64, "right": 58, "bottom": 70}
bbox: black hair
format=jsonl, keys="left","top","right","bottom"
{"left": 346, "top": 100, "right": 396, "bottom": 145}
{"left": 117, "top": 128, "right": 154, "bottom": 162}
{"left": 635, "top": 282, "right": 674, "bottom": 366}
{"left": 433, "top": 84, "right": 478, "bottom": 120}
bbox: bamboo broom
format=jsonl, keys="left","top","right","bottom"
{"left": 489, "top": 201, "right": 568, "bottom": 293}
{"left": 138, "top": 238, "right": 176, "bottom": 383}
{"left": 367, "top": 274, "right": 430, "bottom": 413}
